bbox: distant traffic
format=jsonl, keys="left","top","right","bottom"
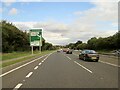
{"left": 57, "top": 48, "right": 99, "bottom": 62}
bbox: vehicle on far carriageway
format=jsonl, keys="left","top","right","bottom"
{"left": 79, "top": 50, "right": 99, "bottom": 62}
{"left": 66, "top": 49, "right": 72, "bottom": 54}
{"left": 57, "top": 49, "right": 62, "bottom": 52}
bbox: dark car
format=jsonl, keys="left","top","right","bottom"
{"left": 79, "top": 50, "right": 99, "bottom": 62}
{"left": 66, "top": 49, "right": 72, "bottom": 54}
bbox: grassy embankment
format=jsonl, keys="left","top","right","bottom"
{"left": 96, "top": 50, "right": 113, "bottom": 54}
{"left": 1, "top": 50, "right": 55, "bottom": 68}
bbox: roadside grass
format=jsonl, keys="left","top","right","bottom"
{"left": 1, "top": 50, "right": 55, "bottom": 68}
{"left": 96, "top": 50, "right": 113, "bottom": 54}
{"left": 0, "top": 53, "right": 2, "bottom": 68}
{"left": 2, "top": 50, "right": 42, "bottom": 61}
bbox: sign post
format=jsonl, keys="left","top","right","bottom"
{"left": 30, "top": 29, "right": 42, "bottom": 54}
{"left": 32, "top": 46, "right": 33, "bottom": 55}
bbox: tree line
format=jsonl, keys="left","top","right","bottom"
{"left": 1, "top": 20, "right": 57, "bottom": 53}
{"left": 66, "top": 31, "right": 120, "bottom": 50}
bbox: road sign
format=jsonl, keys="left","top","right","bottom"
{"left": 30, "top": 29, "right": 42, "bottom": 46}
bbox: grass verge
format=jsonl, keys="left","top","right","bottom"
{"left": 96, "top": 50, "right": 113, "bottom": 54}
{"left": 2, "top": 50, "right": 42, "bottom": 61}
{"left": 1, "top": 50, "right": 55, "bottom": 68}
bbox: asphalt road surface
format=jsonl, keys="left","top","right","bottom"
{"left": 1, "top": 51, "right": 119, "bottom": 89}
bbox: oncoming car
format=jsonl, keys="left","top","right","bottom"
{"left": 79, "top": 50, "right": 99, "bottom": 62}
{"left": 57, "top": 50, "right": 61, "bottom": 52}
{"left": 66, "top": 49, "right": 72, "bottom": 54}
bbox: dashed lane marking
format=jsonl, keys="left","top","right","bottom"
{"left": 39, "top": 63, "right": 42, "bottom": 65}
{"left": 34, "top": 66, "right": 38, "bottom": 70}
{"left": 13, "top": 83, "right": 23, "bottom": 90}
{"left": 73, "top": 53, "right": 120, "bottom": 68}
{"left": 74, "top": 61, "right": 93, "bottom": 73}
{"left": 26, "top": 72, "right": 33, "bottom": 78}
{"left": 0, "top": 54, "right": 49, "bottom": 77}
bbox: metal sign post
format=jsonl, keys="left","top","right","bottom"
{"left": 32, "top": 46, "right": 33, "bottom": 55}
{"left": 30, "top": 29, "right": 43, "bottom": 54}
{"left": 39, "top": 35, "right": 42, "bottom": 53}
{"left": 39, "top": 45, "right": 41, "bottom": 53}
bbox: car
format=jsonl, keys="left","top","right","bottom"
{"left": 63, "top": 49, "right": 67, "bottom": 52}
{"left": 63, "top": 48, "right": 69, "bottom": 52}
{"left": 57, "top": 49, "right": 61, "bottom": 52}
{"left": 115, "top": 49, "right": 120, "bottom": 56}
{"left": 57, "top": 50, "right": 60, "bottom": 52}
{"left": 111, "top": 50, "right": 120, "bottom": 56}
{"left": 79, "top": 50, "right": 99, "bottom": 62}
{"left": 66, "top": 49, "right": 72, "bottom": 54}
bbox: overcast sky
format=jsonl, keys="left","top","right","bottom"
{"left": 1, "top": 0, "right": 118, "bottom": 45}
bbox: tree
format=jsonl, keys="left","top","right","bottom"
{"left": 87, "top": 37, "right": 97, "bottom": 50}
{"left": 76, "top": 43, "right": 87, "bottom": 50}
{"left": 1, "top": 20, "right": 30, "bottom": 52}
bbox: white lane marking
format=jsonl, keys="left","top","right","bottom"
{"left": 74, "top": 61, "right": 93, "bottom": 73}
{"left": 34, "top": 66, "right": 38, "bottom": 70}
{"left": 26, "top": 72, "right": 33, "bottom": 78}
{"left": 0, "top": 53, "right": 52, "bottom": 77}
{"left": 43, "top": 53, "right": 52, "bottom": 61}
{"left": 73, "top": 53, "right": 78, "bottom": 56}
{"left": 99, "top": 60, "right": 120, "bottom": 67}
{"left": 73, "top": 53, "right": 120, "bottom": 68}
{"left": 38, "top": 53, "right": 53, "bottom": 66}
{"left": 66, "top": 56, "right": 71, "bottom": 60}
{"left": 14, "top": 83, "right": 22, "bottom": 89}
{"left": 39, "top": 63, "right": 42, "bottom": 65}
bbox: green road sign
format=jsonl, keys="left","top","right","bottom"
{"left": 30, "top": 29, "right": 42, "bottom": 46}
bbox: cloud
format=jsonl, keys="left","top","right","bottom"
{"left": 13, "top": 22, "right": 38, "bottom": 31}
{"left": 33, "top": 21, "right": 69, "bottom": 33}
{"left": 91, "top": 0, "right": 119, "bottom": 2}
{"left": 9, "top": 8, "right": 18, "bottom": 15}
{"left": 111, "top": 23, "right": 118, "bottom": 27}
{"left": 13, "top": 21, "right": 117, "bottom": 45}
{"left": 43, "top": 31, "right": 70, "bottom": 45}
{"left": 2, "top": 0, "right": 16, "bottom": 2}
{"left": 13, "top": 1, "right": 118, "bottom": 45}
{"left": 74, "top": 2, "right": 117, "bottom": 23}
{"left": 13, "top": 21, "right": 70, "bottom": 45}
{"left": 1, "top": 0, "right": 119, "bottom": 2}
{"left": 2, "top": 0, "right": 16, "bottom": 7}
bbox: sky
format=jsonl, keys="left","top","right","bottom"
{"left": 0, "top": 0, "right": 118, "bottom": 45}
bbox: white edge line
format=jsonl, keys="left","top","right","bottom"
{"left": 0, "top": 52, "right": 53, "bottom": 77}
{"left": 26, "top": 72, "right": 33, "bottom": 78}
{"left": 99, "top": 60, "right": 120, "bottom": 67}
{"left": 74, "top": 61, "right": 93, "bottom": 73}
{"left": 34, "top": 66, "right": 38, "bottom": 70}
{"left": 14, "top": 83, "right": 23, "bottom": 89}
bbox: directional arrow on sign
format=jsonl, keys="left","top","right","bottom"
{"left": 36, "top": 32, "right": 41, "bottom": 38}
